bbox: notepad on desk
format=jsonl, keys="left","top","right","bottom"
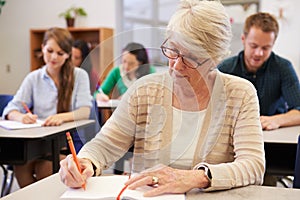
{"left": 97, "top": 99, "right": 120, "bottom": 108}
{"left": 0, "top": 119, "right": 44, "bottom": 130}
{"left": 60, "top": 175, "right": 185, "bottom": 200}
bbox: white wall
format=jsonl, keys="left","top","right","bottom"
{"left": 1, "top": 0, "right": 299, "bottom": 95}
{"left": 0, "top": 0, "right": 116, "bottom": 94}
{"left": 261, "top": 0, "right": 300, "bottom": 76}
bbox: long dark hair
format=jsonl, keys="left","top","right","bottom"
{"left": 73, "top": 39, "right": 92, "bottom": 75}
{"left": 43, "top": 27, "right": 74, "bottom": 113}
{"left": 123, "top": 42, "right": 150, "bottom": 79}
{"left": 73, "top": 39, "right": 93, "bottom": 90}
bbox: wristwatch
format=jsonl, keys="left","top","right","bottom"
{"left": 91, "top": 162, "right": 97, "bottom": 176}
{"left": 198, "top": 165, "right": 212, "bottom": 186}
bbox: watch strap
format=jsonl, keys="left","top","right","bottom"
{"left": 198, "top": 165, "right": 212, "bottom": 187}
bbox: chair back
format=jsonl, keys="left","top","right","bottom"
{"left": 88, "top": 98, "right": 101, "bottom": 133}
{"left": 0, "top": 94, "right": 14, "bottom": 197}
{"left": 77, "top": 99, "right": 101, "bottom": 144}
{"left": 293, "top": 134, "right": 300, "bottom": 188}
{"left": 0, "top": 95, "right": 13, "bottom": 116}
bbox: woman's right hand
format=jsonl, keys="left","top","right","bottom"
{"left": 22, "top": 112, "right": 38, "bottom": 124}
{"left": 7, "top": 110, "right": 37, "bottom": 124}
{"left": 59, "top": 155, "right": 94, "bottom": 188}
{"left": 96, "top": 93, "right": 110, "bottom": 102}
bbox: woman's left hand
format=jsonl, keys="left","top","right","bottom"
{"left": 125, "top": 164, "right": 208, "bottom": 197}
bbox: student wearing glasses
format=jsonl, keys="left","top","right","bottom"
{"left": 59, "top": 0, "right": 265, "bottom": 196}
{"left": 3, "top": 27, "right": 92, "bottom": 188}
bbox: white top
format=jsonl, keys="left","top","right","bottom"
{"left": 170, "top": 107, "right": 206, "bottom": 169}
{"left": 2, "top": 66, "right": 92, "bottom": 119}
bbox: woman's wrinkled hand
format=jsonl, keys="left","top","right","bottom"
{"left": 125, "top": 164, "right": 208, "bottom": 197}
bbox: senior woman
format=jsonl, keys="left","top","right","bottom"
{"left": 59, "top": 0, "right": 265, "bottom": 197}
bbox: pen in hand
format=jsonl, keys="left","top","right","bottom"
{"left": 21, "top": 101, "right": 38, "bottom": 124}
{"left": 66, "top": 132, "right": 86, "bottom": 190}
{"left": 21, "top": 101, "right": 32, "bottom": 114}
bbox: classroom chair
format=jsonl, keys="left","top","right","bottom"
{"left": 293, "top": 134, "right": 300, "bottom": 188}
{"left": 0, "top": 94, "right": 14, "bottom": 197}
{"left": 71, "top": 98, "right": 101, "bottom": 153}
{"left": 0, "top": 94, "right": 13, "bottom": 116}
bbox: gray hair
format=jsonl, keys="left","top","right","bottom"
{"left": 166, "top": 0, "right": 232, "bottom": 64}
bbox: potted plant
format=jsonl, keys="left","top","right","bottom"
{"left": 59, "top": 6, "right": 87, "bottom": 27}
{"left": 0, "top": 0, "right": 6, "bottom": 15}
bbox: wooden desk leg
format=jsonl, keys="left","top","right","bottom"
{"left": 52, "top": 138, "right": 60, "bottom": 173}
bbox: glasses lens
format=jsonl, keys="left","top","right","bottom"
{"left": 162, "top": 47, "right": 178, "bottom": 59}
{"left": 161, "top": 45, "right": 205, "bottom": 69}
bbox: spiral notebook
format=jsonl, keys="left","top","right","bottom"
{"left": 60, "top": 175, "right": 185, "bottom": 200}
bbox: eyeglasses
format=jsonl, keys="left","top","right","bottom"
{"left": 160, "top": 39, "right": 209, "bottom": 69}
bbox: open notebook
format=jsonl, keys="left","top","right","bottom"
{"left": 97, "top": 99, "right": 120, "bottom": 108}
{"left": 0, "top": 119, "right": 44, "bottom": 130}
{"left": 60, "top": 175, "right": 185, "bottom": 200}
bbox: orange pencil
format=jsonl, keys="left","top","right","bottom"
{"left": 116, "top": 174, "right": 131, "bottom": 200}
{"left": 21, "top": 101, "right": 32, "bottom": 114}
{"left": 66, "top": 132, "right": 86, "bottom": 190}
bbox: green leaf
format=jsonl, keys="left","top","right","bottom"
{"left": 76, "top": 8, "right": 87, "bottom": 16}
{"left": 0, "top": 0, "right": 5, "bottom": 6}
{"left": 58, "top": 6, "right": 87, "bottom": 19}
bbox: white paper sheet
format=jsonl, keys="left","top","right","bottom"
{"left": 0, "top": 119, "right": 44, "bottom": 130}
{"left": 60, "top": 175, "right": 185, "bottom": 200}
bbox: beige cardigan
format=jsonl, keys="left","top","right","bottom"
{"left": 79, "top": 70, "right": 265, "bottom": 191}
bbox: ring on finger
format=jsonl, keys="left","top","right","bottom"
{"left": 152, "top": 176, "right": 159, "bottom": 185}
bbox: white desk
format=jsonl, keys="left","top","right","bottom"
{"left": 0, "top": 120, "right": 94, "bottom": 173}
{"left": 0, "top": 120, "right": 94, "bottom": 138}
{"left": 2, "top": 174, "right": 300, "bottom": 200}
{"left": 263, "top": 125, "right": 300, "bottom": 144}
{"left": 187, "top": 185, "right": 300, "bottom": 200}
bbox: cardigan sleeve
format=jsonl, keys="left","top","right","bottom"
{"left": 195, "top": 79, "right": 265, "bottom": 191}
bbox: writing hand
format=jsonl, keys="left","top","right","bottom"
{"left": 22, "top": 113, "right": 38, "bottom": 124}
{"left": 59, "top": 155, "right": 94, "bottom": 188}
